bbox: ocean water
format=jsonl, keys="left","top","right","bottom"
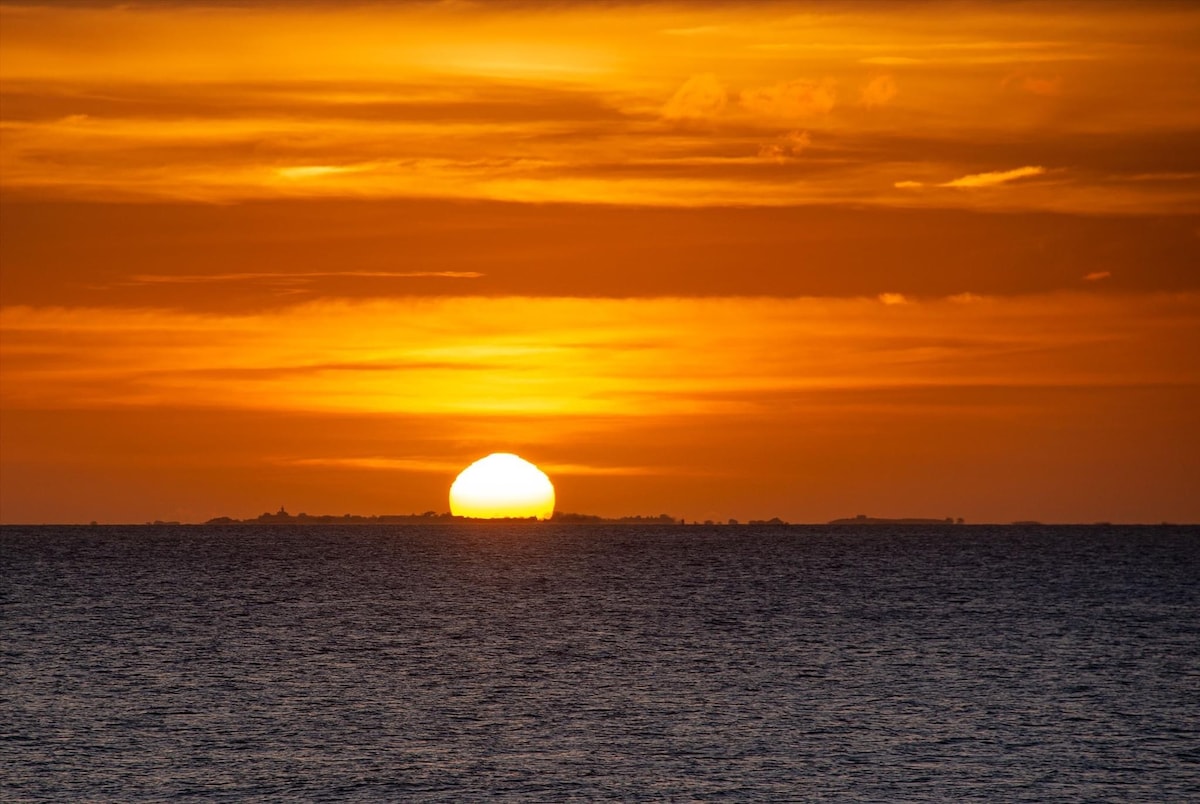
{"left": 2, "top": 524, "right": 1197, "bottom": 801}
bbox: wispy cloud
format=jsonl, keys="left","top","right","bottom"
{"left": 663, "top": 25, "right": 726, "bottom": 37}
{"left": 1085, "top": 271, "right": 1112, "bottom": 281}
{"left": 740, "top": 78, "right": 837, "bottom": 118}
{"left": 662, "top": 73, "right": 726, "bottom": 120}
{"left": 860, "top": 56, "right": 924, "bottom": 66}
{"left": 128, "top": 271, "right": 484, "bottom": 285}
{"left": 758, "top": 130, "right": 811, "bottom": 161}
{"left": 282, "top": 456, "right": 665, "bottom": 476}
{"left": 541, "top": 462, "right": 664, "bottom": 477}
{"left": 897, "top": 166, "right": 1047, "bottom": 190}
{"left": 284, "top": 457, "right": 464, "bottom": 473}
{"left": 941, "top": 166, "right": 1046, "bottom": 188}
{"left": 276, "top": 164, "right": 373, "bottom": 179}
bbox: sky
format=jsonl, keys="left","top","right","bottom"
{"left": 1, "top": 0, "right": 1198, "bottom": 524}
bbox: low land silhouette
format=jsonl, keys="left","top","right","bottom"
{"left": 204, "top": 506, "right": 687, "bottom": 525}
{"left": 199, "top": 507, "right": 968, "bottom": 526}
{"left": 828, "top": 514, "right": 965, "bottom": 525}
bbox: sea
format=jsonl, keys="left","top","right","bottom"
{"left": 2, "top": 524, "right": 1197, "bottom": 801}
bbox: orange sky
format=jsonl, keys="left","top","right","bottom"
{"left": 2, "top": 1, "right": 1198, "bottom": 523}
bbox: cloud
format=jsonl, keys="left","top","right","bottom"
{"left": 662, "top": 73, "right": 727, "bottom": 120}
{"left": 878, "top": 292, "right": 909, "bottom": 305}
{"left": 860, "top": 57, "right": 924, "bottom": 66}
{"left": 758, "top": 130, "right": 811, "bottom": 161}
{"left": 740, "top": 78, "right": 836, "bottom": 119}
{"left": 251, "top": 455, "right": 669, "bottom": 476}
{"left": 1084, "top": 271, "right": 1112, "bottom": 281}
{"left": 896, "top": 167, "right": 1048, "bottom": 192}
{"left": 940, "top": 166, "right": 1046, "bottom": 188}
{"left": 538, "top": 462, "right": 661, "bottom": 477}
{"left": 128, "top": 271, "right": 484, "bottom": 285}
{"left": 663, "top": 26, "right": 726, "bottom": 37}
{"left": 0, "top": 4, "right": 1191, "bottom": 215}
{"left": 1119, "top": 172, "right": 1200, "bottom": 183}
{"left": 276, "top": 164, "right": 370, "bottom": 179}
{"left": 285, "top": 457, "right": 463, "bottom": 473}
{"left": 860, "top": 74, "right": 898, "bottom": 108}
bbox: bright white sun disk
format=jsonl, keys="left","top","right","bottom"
{"left": 449, "top": 453, "right": 555, "bottom": 519}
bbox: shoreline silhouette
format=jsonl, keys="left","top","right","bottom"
{"left": 202, "top": 507, "right": 688, "bottom": 526}
{"left": 200, "top": 507, "right": 972, "bottom": 527}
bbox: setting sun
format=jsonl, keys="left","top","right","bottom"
{"left": 449, "top": 453, "right": 556, "bottom": 520}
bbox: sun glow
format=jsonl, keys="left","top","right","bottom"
{"left": 449, "top": 453, "right": 556, "bottom": 520}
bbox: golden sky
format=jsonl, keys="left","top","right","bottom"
{"left": 2, "top": 1, "right": 1198, "bottom": 523}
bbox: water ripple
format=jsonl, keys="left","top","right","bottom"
{"left": 2, "top": 524, "right": 1197, "bottom": 801}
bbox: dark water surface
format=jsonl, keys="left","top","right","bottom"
{"left": 3, "top": 524, "right": 1198, "bottom": 801}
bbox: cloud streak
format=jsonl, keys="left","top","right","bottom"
{"left": 896, "top": 166, "right": 1047, "bottom": 191}
{"left": 128, "top": 271, "right": 485, "bottom": 285}
{"left": 941, "top": 166, "right": 1046, "bottom": 188}
{"left": 284, "top": 456, "right": 665, "bottom": 476}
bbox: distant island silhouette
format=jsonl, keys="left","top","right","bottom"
{"left": 827, "top": 514, "right": 965, "bottom": 525}
{"left": 204, "top": 506, "right": 688, "bottom": 525}
{"left": 198, "top": 508, "right": 968, "bottom": 526}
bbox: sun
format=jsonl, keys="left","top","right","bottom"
{"left": 449, "top": 453, "right": 556, "bottom": 520}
